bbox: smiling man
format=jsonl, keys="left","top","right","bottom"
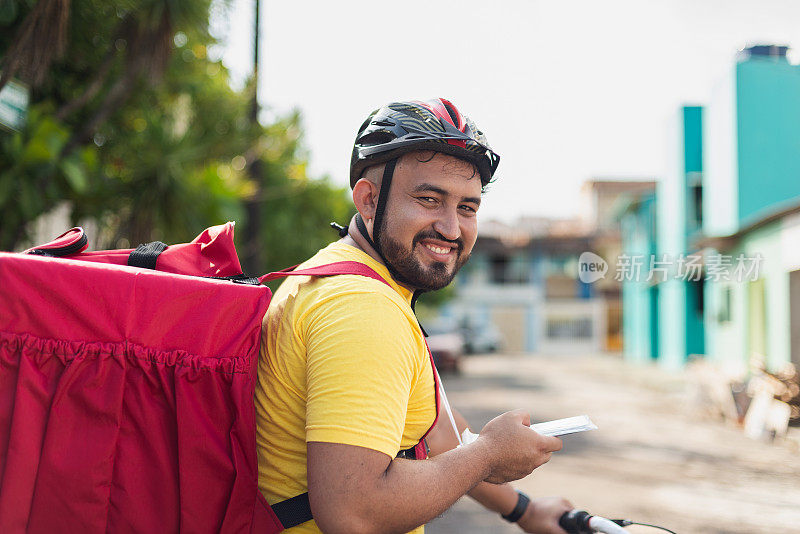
{"left": 364, "top": 154, "right": 479, "bottom": 291}
{"left": 255, "top": 99, "right": 572, "bottom": 534}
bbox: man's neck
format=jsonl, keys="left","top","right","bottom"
{"left": 341, "top": 216, "right": 378, "bottom": 261}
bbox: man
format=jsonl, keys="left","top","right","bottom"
{"left": 255, "top": 98, "right": 572, "bottom": 533}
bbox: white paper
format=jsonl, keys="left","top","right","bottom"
{"left": 530, "top": 415, "right": 597, "bottom": 437}
{"left": 460, "top": 415, "right": 597, "bottom": 445}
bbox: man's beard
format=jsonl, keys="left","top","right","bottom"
{"left": 378, "top": 221, "right": 470, "bottom": 291}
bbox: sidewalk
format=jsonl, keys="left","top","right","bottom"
{"left": 427, "top": 353, "right": 800, "bottom": 534}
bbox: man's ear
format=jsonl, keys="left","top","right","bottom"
{"left": 352, "top": 178, "right": 379, "bottom": 222}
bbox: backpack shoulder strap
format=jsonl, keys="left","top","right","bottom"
{"left": 258, "top": 261, "right": 388, "bottom": 286}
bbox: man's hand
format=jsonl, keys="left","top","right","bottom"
{"left": 516, "top": 496, "right": 573, "bottom": 534}
{"left": 477, "top": 410, "right": 563, "bottom": 484}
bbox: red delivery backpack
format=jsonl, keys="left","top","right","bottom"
{"left": 0, "top": 223, "right": 387, "bottom": 533}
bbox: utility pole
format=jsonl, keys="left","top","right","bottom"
{"left": 243, "top": 0, "right": 263, "bottom": 275}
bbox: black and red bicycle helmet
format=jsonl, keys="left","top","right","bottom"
{"left": 344, "top": 98, "right": 499, "bottom": 292}
{"left": 350, "top": 98, "right": 500, "bottom": 187}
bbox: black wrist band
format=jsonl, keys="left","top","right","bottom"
{"left": 501, "top": 490, "right": 530, "bottom": 523}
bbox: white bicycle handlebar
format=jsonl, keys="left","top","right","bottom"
{"left": 588, "top": 516, "right": 629, "bottom": 534}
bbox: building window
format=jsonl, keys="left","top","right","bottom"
{"left": 692, "top": 185, "right": 703, "bottom": 226}
{"left": 490, "top": 255, "right": 508, "bottom": 284}
{"left": 546, "top": 317, "right": 593, "bottom": 339}
{"left": 490, "top": 254, "right": 530, "bottom": 284}
{"left": 718, "top": 286, "right": 732, "bottom": 323}
{"left": 688, "top": 172, "right": 703, "bottom": 229}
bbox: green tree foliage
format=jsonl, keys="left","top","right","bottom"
{"left": 0, "top": 105, "right": 99, "bottom": 248}
{"left": 256, "top": 114, "right": 353, "bottom": 273}
{"left": 74, "top": 35, "right": 259, "bottom": 246}
{"left": 0, "top": 0, "right": 353, "bottom": 272}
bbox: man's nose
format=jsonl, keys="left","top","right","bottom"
{"left": 433, "top": 207, "right": 461, "bottom": 241}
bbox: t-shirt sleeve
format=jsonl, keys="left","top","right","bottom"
{"left": 300, "top": 288, "right": 420, "bottom": 458}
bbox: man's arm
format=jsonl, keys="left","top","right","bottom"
{"left": 425, "top": 405, "right": 572, "bottom": 534}
{"left": 307, "top": 409, "right": 561, "bottom": 534}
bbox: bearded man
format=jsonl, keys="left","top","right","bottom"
{"left": 255, "top": 99, "right": 572, "bottom": 534}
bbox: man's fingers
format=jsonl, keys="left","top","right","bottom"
{"left": 538, "top": 435, "right": 563, "bottom": 452}
{"left": 518, "top": 410, "right": 532, "bottom": 427}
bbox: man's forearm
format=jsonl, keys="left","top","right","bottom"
{"left": 309, "top": 409, "right": 560, "bottom": 534}
{"left": 308, "top": 439, "right": 495, "bottom": 534}
{"left": 373, "top": 440, "right": 498, "bottom": 532}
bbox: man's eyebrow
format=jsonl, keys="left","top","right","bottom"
{"left": 411, "top": 183, "right": 481, "bottom": 206}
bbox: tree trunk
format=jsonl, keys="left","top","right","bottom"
{"left": 0, "top": 0, "right": 70, "bottom": 93}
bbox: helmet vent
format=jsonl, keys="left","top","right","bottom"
{"left": 359, "top": 130, "right": 396, "bottom": 146}
{"left": 374, "top": 120, "right": 395, "bottom": 127}
{"left": 394, "top": 104, "right": 427, "bottom": 121}
{"left": 442, "top": 101, "right": 461, "bottom": 127}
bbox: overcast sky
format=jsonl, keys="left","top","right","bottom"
{"left": 214, "top": 0, "right": 800, "bottom": 222}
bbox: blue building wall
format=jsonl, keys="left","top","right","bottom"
{"left": 655, "top": 106, "right": 706, "bottom": 369}
{"left": 684, "top": 107, "right": 703, "bottom": 175}
{"left": 683, "top": 106, "right": 706, "bottom": 358}
{"left": 736, "top": 58, "right": 800, "bottom": 225}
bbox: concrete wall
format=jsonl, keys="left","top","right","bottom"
{"left": 705, "top": 221, "right": 791, "bottom": 374}
{"left": 705, "top": 277, "right": 747, "bottom": 375}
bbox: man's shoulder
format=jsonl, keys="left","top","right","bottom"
{"left": 269, "top": 243, "right": 411, "bottom": 322}
{"left": 299, "top": 273, "right": 407, "bottom": 318}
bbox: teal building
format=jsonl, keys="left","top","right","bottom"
{"left": 619, "top": 192, "right": 658, "bottom": 363}
{"left": 622, "top": 45, "right": 800, "bottom": 372}
{"left": 656, "top": 106, "right": 706, "bottom": 370}
{"left": 702, "top": 45, "right": 800, "bottom": 374}
{"left": 621, "top": 106, "right": 705, "bottom": 370}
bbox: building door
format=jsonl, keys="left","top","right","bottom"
{"left": 747, "top": 278, "right": 767, "bottom": 367}
{"left": 648, "top": 284, "right": 659, "bottom": 360}
{"left": 490, "top": 306, "right": 527, "bottom": 353}
{"left": 790, "top": 270, "right": 800, "bottom": 368}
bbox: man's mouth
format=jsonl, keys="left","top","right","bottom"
{"left": 418, "top": 238, "right": 460, "bottom": 262}
{"left": 424, "top": 244, "right": 453, "bottom": 255}
{"left": 412, "top": 231, "right": 463, "bottom": 263}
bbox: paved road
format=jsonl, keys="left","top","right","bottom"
{"left": 426, "top": 353, "right": 800, "bottom": 534}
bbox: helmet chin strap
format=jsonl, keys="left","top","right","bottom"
{"left": 354, "top": 158, "right": 427, "bottom": 308}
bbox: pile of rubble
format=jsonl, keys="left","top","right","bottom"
{"left": 762, "top": 364, "right": 800, "bottom": 422}
{"left": 688, "top": 359, "right": 800, "bottom": 443}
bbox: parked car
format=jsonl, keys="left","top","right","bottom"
{"left": 425, "top": 319, "right": 465, "bottom": 374}
{"left": 461, "top": 322, "right": 502, "bottom": 354}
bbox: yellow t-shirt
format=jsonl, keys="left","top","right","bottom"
{"left": 255, "top": 241, "right": 436, "bottom": 534}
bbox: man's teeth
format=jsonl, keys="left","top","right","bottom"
{"left": 425, "top": 244, "right": 451, "bottom": 255}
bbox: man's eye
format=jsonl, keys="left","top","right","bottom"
{"left": 459, "top": 204, "right": 477, "bottom": 213}
{"left": 419, "top": 197, "right": 437, "bottom": 203}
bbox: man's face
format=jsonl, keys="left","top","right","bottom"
{"left": 377, "top": 152, "right": 482, "bottom": 291}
